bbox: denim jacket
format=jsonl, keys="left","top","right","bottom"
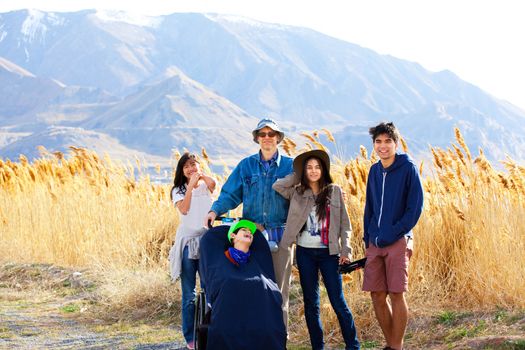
{"left": 210, "top": 151, "right": 293, "bottom": 229}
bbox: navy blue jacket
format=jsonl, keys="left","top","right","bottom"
{"left": 364, "top": 153, "right": 424, "bottom": 248}
{"left": 200, "top": 226, "right": 286, "bottom": 350}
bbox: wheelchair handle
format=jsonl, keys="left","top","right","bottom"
{"left": 207, "top": 216, "right": 240, "bottom": 229}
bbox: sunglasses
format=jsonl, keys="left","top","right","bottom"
{"left": 257, "top": 131, "right": 278, "bottom": 138}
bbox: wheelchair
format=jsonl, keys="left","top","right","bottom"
{"left": 192, "top": 223, "right": 286, "bottom": 350}
{"left": 193, "top": 289, "right": 210, "bottom": 350}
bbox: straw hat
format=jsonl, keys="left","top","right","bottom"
{"left": 293, "top": 149, "right": 330, "bottom": 176}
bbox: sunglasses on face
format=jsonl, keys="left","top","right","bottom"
{"left": 257, "top": 131, "right": 278, "bottom": 138}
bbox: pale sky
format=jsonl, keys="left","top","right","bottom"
{"left": 1, "top": 0, "right": 524, "bottom": 111}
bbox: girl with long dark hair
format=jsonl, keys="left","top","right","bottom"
{"left": 168, "top": 152, "right": 216, "bottom": 350}
{"left": 273, "top": 149, "right": 360, "bottom": 350}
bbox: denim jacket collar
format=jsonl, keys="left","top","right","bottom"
{"left": 255, "top": 150, "right": 282, "bottom": 167}
{"left": 211, "top": 151, "right": 294, "bottom": 229}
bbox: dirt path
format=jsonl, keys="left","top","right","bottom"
{"left": 1, "top": 298, "right": 124, "bottom": 349}
{"left": 0, "top": 264, "right": 187, "bottom": 350}
{"left": 0, "top": 292, "right": 188, "bottom": 350}
{"left": 0, "top": 291, "right": 189, "bottom": 350}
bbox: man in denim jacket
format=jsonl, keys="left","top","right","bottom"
{"left": 205, "top": 118, "right": 294, "bottom": 328}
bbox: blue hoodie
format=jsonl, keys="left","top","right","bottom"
{"left": 364, "top": 153, "right": 424, "bottom": 248}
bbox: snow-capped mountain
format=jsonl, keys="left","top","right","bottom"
{"left": 1, "top": 9, "right": 524, "bottom": 166}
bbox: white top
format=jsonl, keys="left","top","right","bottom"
{"left": 297, "top": 205, "right": 326, "bottom": 248}
{"left": 172, "top": 181, "right": 213, "bottom": 233}
{"left": 168, "top": 181, "right": 213, "bottom": 281}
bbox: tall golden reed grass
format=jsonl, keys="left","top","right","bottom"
{"left": 1, "top": 129, "right": 524, "bottom": 344}
{"left": 0, "top": 146, "right": 176, "bottom": 268}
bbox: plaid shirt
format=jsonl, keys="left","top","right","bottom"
{"left": 266, "top": 226, "right": 285, "bottom": 242}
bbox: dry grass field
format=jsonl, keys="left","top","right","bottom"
{"left": 1, "top": 129, "right": 524, "bottom": 349}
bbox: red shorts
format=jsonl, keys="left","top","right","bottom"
{"left": 362, "top": 237, "right": 413, "bottom": 293}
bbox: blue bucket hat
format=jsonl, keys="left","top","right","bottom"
{"left": 252, "top": 118, "right": 285, "bottom": 144}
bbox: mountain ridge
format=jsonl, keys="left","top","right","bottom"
{"left": 1, "top": 9, "right": 524, "bottom": 167}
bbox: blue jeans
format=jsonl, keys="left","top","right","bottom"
{"left": 181, "top": 245, "right": 204, "bottom": 344}
{"left": 296, "top": 246, "right": 360, "bottom": 350}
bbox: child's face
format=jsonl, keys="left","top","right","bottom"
{"left": 231, "top": 227, "right": 253, "bottom": 245}
{"left": 182, "top": 159, "right": 200, "bottom": 179}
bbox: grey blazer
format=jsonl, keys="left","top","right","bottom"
{"left": 273, "top": 173, "right": 352, "bottom": 258}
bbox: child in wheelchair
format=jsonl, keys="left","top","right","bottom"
{"left": 195, "top": 219, "right": 286, "bottom": 350}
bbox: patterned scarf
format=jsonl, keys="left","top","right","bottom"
{"left": 227, "top": 247, "right": 251, "bottom": 265}
{"left": 320, "top": 204, "right": 330, "bottom": 245}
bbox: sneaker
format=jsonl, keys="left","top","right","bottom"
{"left": 186, "top": 341, "right": 195, "bottom": 349}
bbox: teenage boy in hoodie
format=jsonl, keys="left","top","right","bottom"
{"left": 362, "top": 122, "right": 424, "bottom": 350}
